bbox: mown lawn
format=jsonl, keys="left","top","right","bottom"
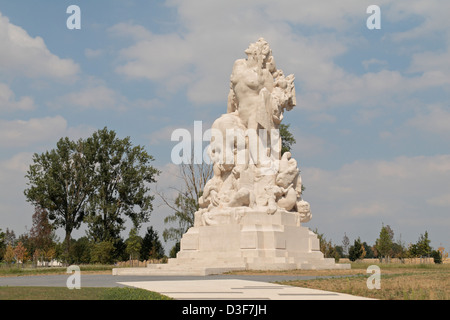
{"left": 0, "top": 286, "right": 172, "bottom": 300}
{"left": 0, "top": 264, "right": 113, "bottom": 277}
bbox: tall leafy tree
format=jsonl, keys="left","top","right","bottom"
{"left": 28, "top": 207, "right": 57, "bottom": 256}
{"left": 4, "top": 228, "right": 16, "bottom": 247}
{"left": 125, "top": 227, "right": 142, "bottom": 262}
{"left": 279, "top": 123, "right": 296, "bottom": 155}
{"left": 158, "top": 152, "right": 213, "bottom": 248}
{"left": 0, "top": 229, "right": 5, "bottom": 262}
{"left": 4, "top": 245, "right": 15, "bottom": 265}
{"left": 375, "top": 224, "right": 393, "bottom": 261}
{"left": 24, "top": 137, "right": 94, "bottom": 255}
{"left": 84, "top": 128, "right": 159, "bottom": 244}
{"left": 14, "top": 241, "right": 29, "bottom": 267}
{"left": 140, "top": 226, "right": 164, "bottom": 260}
{"left": 162, "top": 191, "right": 198, "bottom": 244}
{"left": 342, "top": 233, "right": 350, "bottom": 257}
{"left": 349, "top": 237, "right": 365, "bottom": 261}
{"left": 415, "top": 231, "right": 432, "bottom": 257}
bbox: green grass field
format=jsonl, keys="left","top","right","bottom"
{"left": 0, "top": 286, "right": 171, "bottom": 300}
{"left": 0, "top": 264, "right": 113, "bottom": 277}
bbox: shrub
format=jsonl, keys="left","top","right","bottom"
{"left": 431, "top": 250, "right": 442, "bottom": 264}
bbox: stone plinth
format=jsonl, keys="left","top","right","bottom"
{"left": 113, "top": 210, "right": 349, "bottom": 276}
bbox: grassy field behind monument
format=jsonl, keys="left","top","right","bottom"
{"left": 275, "top": 263, "right": 450, "bottom": 300}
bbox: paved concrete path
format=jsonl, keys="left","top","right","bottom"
{"left": 119, "top": 278, "right": 372, "bottom": 300}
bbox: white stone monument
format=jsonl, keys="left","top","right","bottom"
{"left": 113, "top": 38, "right": 349, "bottom": 276}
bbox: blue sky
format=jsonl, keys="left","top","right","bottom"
{"left": 0, "top": 0, "right": 449, "bottom": 254}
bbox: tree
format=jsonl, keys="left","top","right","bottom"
{"left": 431, "top": 249, "right": 442, "bottom": 264}
{"left": 71, "top": 237, "right": 92, "bottom": 264}
{"left": 362, "top": 241, "right": 375, "bottom": 258}
{"left": 14, "top": 241, "right": 29, "bottom": 267}
{"left": 334, "top": 245, "right": 344, "bottom": 259}
{"left": 158, "top": 152, "right": 213, "bottom": 246}
{"left": 349, "top": 238, "right": 365, "bottom": 261}
{"left": 169, "top": 242, "right": 180, "bottom": 259}
{"left": 0, "top": 229, "right": 5, "bottom": 262}
{"left": 125, "top": 227, "right": 142, "bottom": 263}
{"left": 313, "top": 229, "right": 340, "bottom": 262}
{"left": 84, "top": 128, "right": 159, "bottom": 245}
{"left": 4, "top": 228, "right": 16, "bottom": 247}
{"left": 24, "top": 137, "right": 95, "bottom": 256}
{"left": 416, "top": 231, "right": 432, "bottom": 257}
{"left": 140, "top": 226, "right": 164, "bottom": 260}
{"left": 391, "top": 241, "right": 406, "bottom": 259}
{"left": 342, "top": 233, "right": 350, "bottom": 258}
{"left": 438, "top": 247, "right": 448, "bottom": 263}
{"left": 4, "top": 244, "right": 15, "bottom": 266}
{"left": 374, "top": 224, "right": 393, "bottom": 261}
{"left": 29, "top": 207, "right": 57, "bottom": 260}
{"left": 279, "top": 123, "right": 296, "bottom": 155}
{"left": 162, "top": 191, "right": 199, "bottom": 244}
{"left": 90, "top": 241, "right": 115, "bottom": 264}
{"left": 407, "top": 231, "right": 432, "bottom": 258}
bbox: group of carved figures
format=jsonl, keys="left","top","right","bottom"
{"left": 196, "top": 38, "right": 311, "bottom": 225}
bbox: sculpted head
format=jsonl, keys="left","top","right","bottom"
{"left": 244, "top": 38, "right": 273, "bottom": 68}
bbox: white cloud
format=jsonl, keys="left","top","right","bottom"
{"left": 1, "top": 152, "right": 33, "bottom": 175}
{"left": 290, "top": 129, "right": 329, "bottom": 160}
{"left": 51, "top": 85, "right": 125, "bottom": 110}
{"left": 109, "top": 0, "right": 450, "bottom": 114}
{"left": 0, "top": 116, "right": 68, "bottom": 147}
{"left": 84, "top": 48, "right": 104, "bottom": 59}
{"left": 0, "top": 82, "right": 35, "bottom": 111}
{"left": 147, "top": 125, "right": 181, "bottom": 146}
{"left": 0, "top": 116, "right": 96, "bottom": 148}
{"left": 306, "top": 112, "right": 336, "bottom": 124}
{"left": 362, "top": 58, "right": 388, "bottom": 71}
{"left": 386, "top": 1, "right": 450, "bottom": 42}
{"left": 427, "top": 194, "right": 450, "bottom": 207}
{"left": 114, "top": 31, "right": 195, "bottom": 90}
{"left": 109, "top": 7, "right": 349, "bottom": 106}
{"left": 406, "top": 105, "right": 450, "bottom": 135}
{"left": 108, "top": 22, "right": 153, "bottom": 41}
{"left": 0, "top": 12, "right": 79, "bottom": 79}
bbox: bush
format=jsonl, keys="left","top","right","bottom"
{"left": 349, "top": 238, "right": 365, "bottom": 262}
{"left": 431, "top": 250, "right": 442, "bottom": 264}
{"left": 90, "top": 241, "right": 115, "bottom": 264}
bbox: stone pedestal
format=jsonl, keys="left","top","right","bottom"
{"left": 172, "top": 209, "right": 348, "bottom": 271}
{"left": 113, "top": 210, "right": 349, "bottom": 276}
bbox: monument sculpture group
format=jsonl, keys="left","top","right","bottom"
{"left": 114, "top": 38, "right": 349, "bottom": 275}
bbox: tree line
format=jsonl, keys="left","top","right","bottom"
{"left": 0, "top": 209, "right": 165, "bottom": 266}
{"left": 0, "top": 124, "right": 296, "bottom": 266}
{"left": 0, "top": 125, "right": 446, "bottom": 266}
{"left": 315, "top": 224, "right": 446, "bottom": 264}
{"left": 1, "top": 127, "right": 164, "bottom": 266}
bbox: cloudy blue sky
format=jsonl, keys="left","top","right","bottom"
{"left": 1, "top": 0, "right": 449, "bottom": 254}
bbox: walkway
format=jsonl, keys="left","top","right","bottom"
{"left": 119, "top": 278, "right": 372, "bottom": 300}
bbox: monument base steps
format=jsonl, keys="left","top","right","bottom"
{"left": 113, "top": 211, "right": 350, "bottom": 276}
